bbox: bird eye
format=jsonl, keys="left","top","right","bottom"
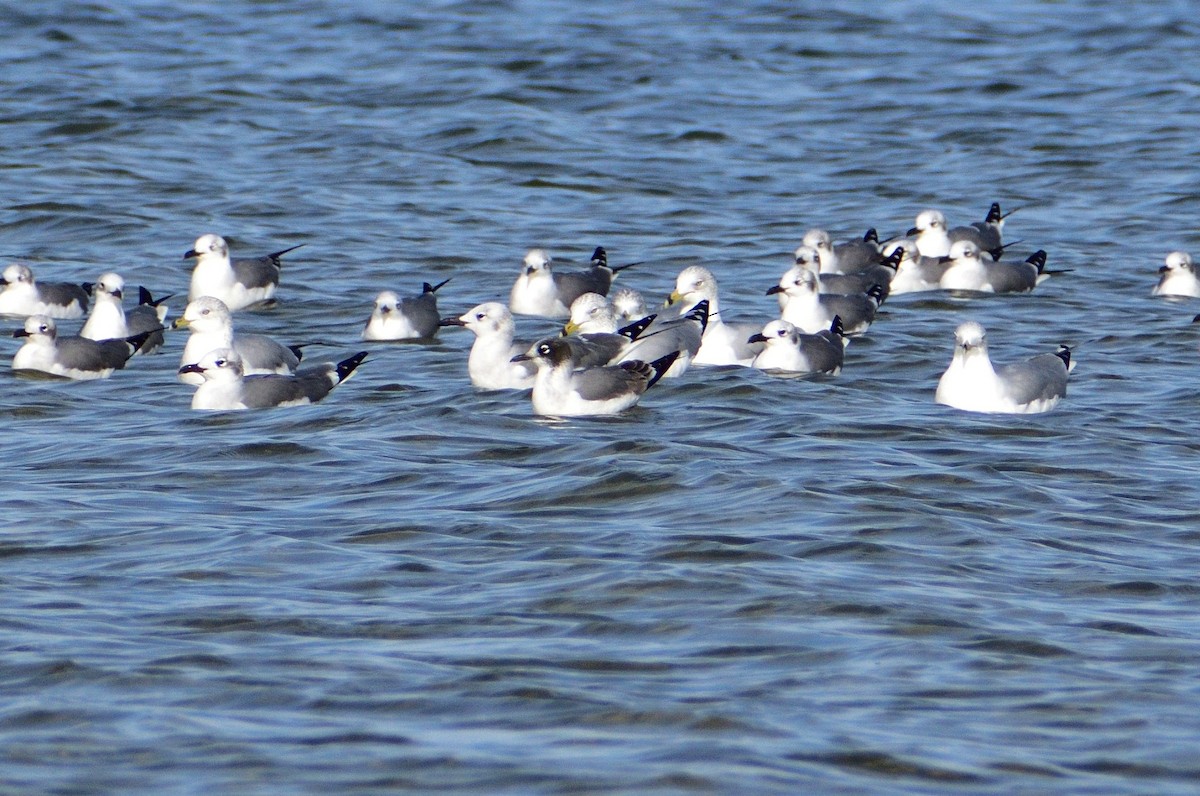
{"left": 538, "top": 343, "right": 551, "bottom": 355}
{"left": 476, "top": 312, "right": 485, "bottom": 320}
{"left": 200, "top": 309, "right": 210, "bottom": 316}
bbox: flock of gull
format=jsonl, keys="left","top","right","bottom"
{"left": 4, "top": 203, "right": 1191, "bottom": 415}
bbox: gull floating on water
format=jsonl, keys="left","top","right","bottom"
{"left": 509, "top": 246, "right": 639, "bottom": 318}
{"left": 80, "top": 274, "right": 171, "bottom": 354}
{"left": 769, "top": 268, "right": 883, "bottom": 336}
{"left": 935, "top": 320, "right": 1070, "bottom": 414}
{"left": 749, "top": 317, "right": 846, "bottom": 375}
{"left": 668, "top": 265, "right": 762, "bottom": 366}
{"left": 362, "top": 279, "right": 450, "bottom": 341}
{"left": 939, "top": 240, "right": 1049, "bottom": 294}
{"left": 513, "top": 337, "right": 678, "bottom": 417}
{"left": 790, "top": 245, "right": 898, "bottom": 301}
{"left": 801, "top": 228, "right": 882, "bottom": 275}
{"left": 0, "top": 263, "right": 89, "bottom": 319}
{"left": 1152, "top": 251, "right": 1200, "bottom": 298}
{"left": 185, "top": 234, "right": 302, "bottom": 311}
{"left": 180, "top": 348, "right": 367, "bottom": 411}
{"left": 439, "top": 302, "right": 536, "bottom": 390}
{"left": 559, "top": 293, "right": 654, "bottom": 367}
{"left": 12, "top": 314, "right": 151, "bottom": 380}
{"left": 175, "top": 296, "right": 301, "bottom": 386}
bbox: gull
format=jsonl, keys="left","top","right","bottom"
{"left": 884, "top": 241, "right": 952, "bottom": 295}
{"left": 949, "top": 202, "right": 1009, "bottom": 251}
{"left": 185, "top": 233, "right": 302, "bottom": 311}
{"left": 559, "top": 293, "right": 655, "bottom": 367}
{"left": 667, "top": 265, "right": 763, "bottom": 366}
{"left": 610, "top": 286, "right": 648, "bottom": 321}
{"left": 438, "top": 302, "right": 535, "bottom": 390}
{"left": 0, "top": 263, "right": 89, "bottom": 318}
{"left": 1152, "top": 251, "right": 1200, "bottom": 298}
{"left": 789, "top": 245, "right": 898, "bottom": 302}
{"left": 907, "top": 209, "right": 953, "bottom": 258}
{"left": 513, "top": 337, "right": 678, "bottom": 417}
{"left": 361, "top": 279, "right": 450, "bottom": 341}
{"left": 749, "top": 317, "right": 846, "bottom": 375}
{"left": 80, "top": 274, "right": 171, "bottom": 354}
{"left": 936, "top": 321, "right": 1070, "bottom": 414}
{"left": 509, "top": 247, "right": 639, "bottom": 318}
{"left": 939, "top": 240, "right": 1049, "bottom": 293}
{"left": 174, "top": 296, "right": 301, "bottom": 386}
{"left": 769, "top": 268, "right": 884, "bottom": 335}
{"left": 801, "top": 228, "right": 882, "bottom": 274}
{"left": 180, "top": 348, "right": 367, "bottom": 411}
{"left": 12, "top": 314, "right": 151, "bottom": 380}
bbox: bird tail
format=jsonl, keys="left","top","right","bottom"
{"left": 336, "top": 351, "right": 369, "bottom": 383}
{"left": 646, "top": 351, "right": 681, "bottom": 388}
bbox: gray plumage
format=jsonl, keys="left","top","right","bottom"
{"left": 362, "top": 279, "right": 450, "bottom": 341}
{"left": 513, "top": 336, "right": 678, "bottom": 416}
{"left": 181, "top": 348, "right": 367, "bottom": 410}
{"left": 0, "top": 263, "right": 89, "bottom": 318}
{"left": 949, "top": 202, "right": 1006, "bottom": 251}
{"left": 936, "top": 321, "right": 1069, "bottom": 414}
{"left": 12, "top": 314, "right": 149, "bottom": 379}
{"left": 176, "top": 296, "right": 300, "bottom": 384}
{"left": 749, "top": 317, "right": 846, "bottom": 375}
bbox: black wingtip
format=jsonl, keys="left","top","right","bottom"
{"left": 684, "top": 299, "right": 710, "bottom": 332}
{"left": 830, "top": 315, "right": 844, "bottom": 337}
{"left": 646, "top": 350, "right": 681, "bottom": 388}
{"left": 986, "top": 202, "right": 1002, "bottom": 223}
{"left": 867, "top": 283, "right": 885, "bottom": 304}
{"left": 287, "top": 344, "right": 306, "bottom": 361}
{"left": 125, "top": 330, "right": 156, "bottom": 354}
{"left": 618, "top": 314, "right": 656, "bottom": 341}
{"left": 336, "top": 351, "right": 369, "bottom": 382}
{"left": 424, "top": 277, "right": 451, "bottom": 294}
{"left": 267, "top": 243, "right": 306, "bottom": 262}
{"left": 863, "top": 228, "right": 879, "bottom": 243}
{"left": 881, "top": 247, "right": 903, "bottom": 269}
{"left": 1026, "top": 250, "right": 1048, "bottom": 273}
{"left": 82, "top": 282, "right": 95, "bottom": 296}
{"left": 590, "top": 246, "right": 607, "bottom": 267}
{"left": 1054, "top": 345, "right": 1071, "bottom": 369}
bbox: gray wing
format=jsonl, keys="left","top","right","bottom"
{"left": 621, "top": 316, "right": 702, "bottom": 362}
{"left": 820, "top": 293, "right": 876, "bottom": 326}
{"left": 796, "top": 334, "right": 844, "bottom": 374}
{"left": 948, "top": 222, "right": 1001, "bottom": 251}
{"left": 819, "top": 271, "right": 890, "bottom": 298}
{"left": 834, "top": 239, "right": 880, "bottom": 271}
{"left": 55, "top": 336, "right": 134, "bottom": 371}
{"left": 38, "top": 281, "right": 89, "bottom": 313}
{"left": 572, "top": 362, "right": 650, "bottom": 401}
{"left": 554, "top": 268, "right": 612, "bottom": 307}
{"left": 126, "top": 305, "right": 166, "bottom": 354}
{"left": 233, "top": 332, "right": 301, "bottom": 373}
{"left": 398, "top": 293, "right": 441, "bottom": 338}
{"left": 997, "top": 354, "right": 1068, "bottom": 406}
{"left": 985, "top": 262, "right": 1037, "bottom": 293}
{"left": 241, "top": 366, "right": 336, "bottom": 408}
{"left": 565, "top": 333, "right": 627, "bottom": 367}
{"left": 231, "top": 256, "right": 282, "bottom": 290}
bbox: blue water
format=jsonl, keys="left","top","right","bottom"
{"left": 3, "top": 1, "right": 1200, "bottom": 792}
